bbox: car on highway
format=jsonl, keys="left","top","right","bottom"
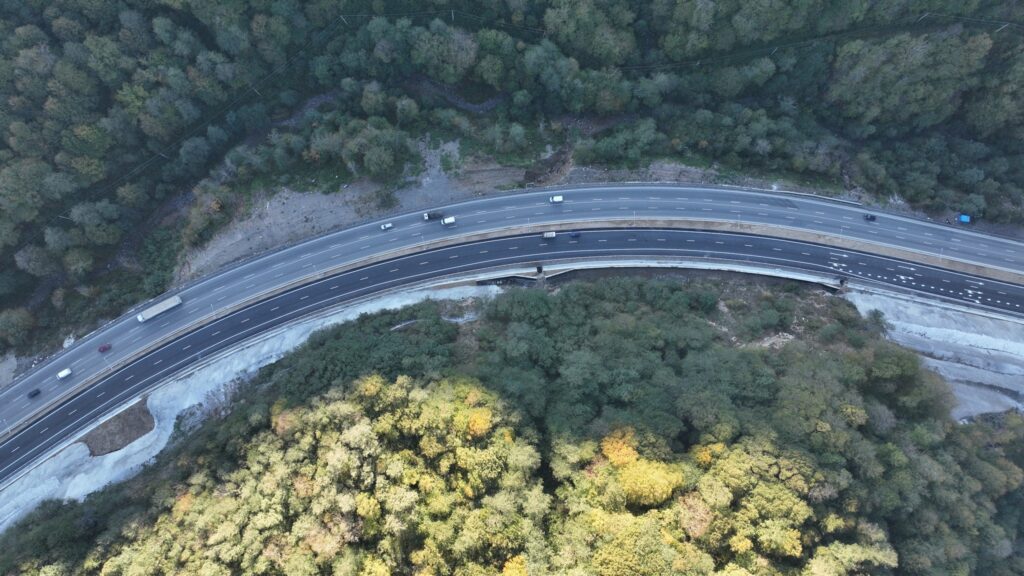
{"left": 57, "top": 368, "right": 72, "bottom": 380}
{"left": 569, "top": 231, "right": 581, "bottom": 239}
{"left": 441, "top": 216, "right": 457, "bottom": 226}
{"left": 542, "top": 231, "right": 557, "bottom": 239}
{"left": 97, "top": 343, "right": 112, "bottom": 353}
{"left": 27, "top": 389, "right": 41, "bottom": 399}
{"left": 863, "top": 213, "right": 877, "bottom": 221}
{"left": 380, "top": 222, "right": 394, "bottom": 231}
{"left": 549, "top": 195, "right": 564, "bottom": 203}
{"left": 423, "top": 211, "right": 444, "bottom": 221}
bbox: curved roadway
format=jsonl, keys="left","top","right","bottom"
{"left": 3, "top": 185, "right": 1024, "bottom": 485}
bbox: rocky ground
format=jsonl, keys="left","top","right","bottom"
{"left": 843, "top": 289, "right": 1024, "bottom": 420}
{"left": 0, "top": 285, "right": 502, "bottom": 533}
{"left": 81, "top": 399, "right": 154, "bottom": 457}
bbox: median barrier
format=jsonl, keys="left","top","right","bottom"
{"left": 5, "top": 214, "right": 1024, "bottom": 444}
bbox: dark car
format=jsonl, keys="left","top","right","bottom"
{"left": 98, "top": 343, "right": 112, "bottom": 353}
{"left": 863, "top": 213, "right": 876, "bottom": 221}
{"left": 569, "top": 231, "right": 581, "bottom": 239}
{"left": 27, "top": 388, "right": 41, "bottom": 399}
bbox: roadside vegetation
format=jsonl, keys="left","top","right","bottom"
{"left": 3, "top": 1, "right": 1024, "bottom": 356}
{"left": 1, "top": 278, "right": 1022, "bottom": 575}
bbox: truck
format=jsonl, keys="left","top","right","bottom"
{"left": 423, "top": 211, "right": 444, "bottom": 221}
{"left": 137, "top": 295, "right": 183, "bottom": 323}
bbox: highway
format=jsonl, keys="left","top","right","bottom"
{"left": 2, "top": 184, "right": 1024, "bottom": 485}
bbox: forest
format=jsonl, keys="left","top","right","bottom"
{"left": 3, "top": 1, "right": 1024, "bottom": 354}
{"left": 0, "top": 278, "right": 1022, "bottom": 575}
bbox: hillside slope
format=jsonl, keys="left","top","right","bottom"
{"left": 1, "top": 278, "right": 1022, "bottom": 575}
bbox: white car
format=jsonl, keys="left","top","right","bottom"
{"left": 542, "top": 231, "right": 556, "bottom": 239}
{"left": 441, "top": 216, "right": 457, "bottom": 226}
{"left": 57, "top": 368, "right": 73, "bottom": 380}
{"left": 549, "top": 195, "right": 564, "bottom": 204}
{"left": 380, "top": 222, "right": 394, "bottom": 231}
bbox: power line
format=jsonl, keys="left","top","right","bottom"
{"left": 82, "top": 9, "right": 459, "bottom": 202}
{"left": 922, "top": 12, "right": 1024, "bottom": 31}
{"left": 49, "top": 8, "right": 1024, "bottom": 202}
{"left": 616, "top": 11, "right": 1024, "bottom": 73}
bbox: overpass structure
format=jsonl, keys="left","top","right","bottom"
{"left": 2, "top": 184, "right": 1024, "bottom": 488}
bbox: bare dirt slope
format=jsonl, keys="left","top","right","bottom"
{"left": 80, "top": 398, "right": 155, "bottom": 457}
{"left": 176, "top": 139, "right": 523, "bottom": 283}
{"left": 844, "top": 289, "right": 1024, "bottom": 420}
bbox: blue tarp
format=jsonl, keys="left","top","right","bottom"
{"left": 958, "top": 214, "right": 972, "bottom": 224}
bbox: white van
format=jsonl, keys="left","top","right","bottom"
{"left": 542, "top": 231, "right": 557, "bottom": 239}
{"left": 441, "top": 216, "right": 457, "bottom": 226}
{"left": 57, "top": 368, "right": 73, "bottom": 380}
{"left": 549, "top": 195, "right": 564, "bottom": 204}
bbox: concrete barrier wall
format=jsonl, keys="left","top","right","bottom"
{"left": 8, "top": 217, "right": 1022, "bottom": 441}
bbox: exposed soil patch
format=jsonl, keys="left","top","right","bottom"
{"left": 749, "top": 332, "right": 796, "bottom": 350}
{"left": 524, "top": 146, "right": 572, "bottom": 186}
{"left": 81, "top": 399, "right": 155, "bottom": 457}
{"left": 0, "top": 353, "right": 15, "bottom": 393}
{"left": 560, "top": 159, "right": 837, "bottom": 198}
{"left": 175, "top": 138, "right": 523, "bottom": 283}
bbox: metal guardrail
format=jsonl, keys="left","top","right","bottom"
{"left": 6, "top": 183, "right": 1024, "bottom": 436}
{"left": 8, "top": 209, "right": 1024, "bottom": 441}
{"left": 1, "top": 181, "right": 997, "bottom": 393}
{"left": 4, "top": 220, "right": 1024, "bottom": 491}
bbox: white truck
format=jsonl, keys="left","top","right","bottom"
{"left": 137, "top": 295, "right": 183, "bottom": 323}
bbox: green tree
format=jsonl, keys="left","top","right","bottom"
{"left": 826, "top": 31, "right": 992, "bottom": 136}
{"left": 0, "top": 308, "right": 35, "bottom": 347}
{"left": 965, "top": 47, "right": 1024, "bottom": 137}
{"left": 474, "top": 29, "right": 518, "bottom": 91}
{"left": 412, "top": 20, "right": 478, "bottom": 85}
{"left": 544, "top": 0, "right": 637, "bottom": 66}
{"left": 14, "top": 245, "right": 59, "bottom": 277}
{"left": 0, "top": 160, "right": 51, "bottom": 225}
{"left": 62, "top": 248, "right": 94, "bottom": 278}
{"left": 69, "top": 200, "right": 122, "bottom": 246}
{"left": 591, "top": 517, "right": 681, "bottom": 576}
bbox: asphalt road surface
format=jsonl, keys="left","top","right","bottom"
{"left": 2, "top": 184, "right": 1023, "bottom": 485}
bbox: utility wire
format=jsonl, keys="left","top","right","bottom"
{"left": 58, "top": 8, "right": 1024, "bottom": 201}
{"left": 86, "top": 9, "right": 457, "bottom": 200}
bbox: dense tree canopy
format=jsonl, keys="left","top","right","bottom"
{"left": 2, "top": 0, "right": 1024, "bottom": 359}
{"left": 1, "top": 279, "right": 1022, "bottom": 575}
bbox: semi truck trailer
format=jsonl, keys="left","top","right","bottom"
{"left": 137, "top": 295, "right": 183, "bottom": 323}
